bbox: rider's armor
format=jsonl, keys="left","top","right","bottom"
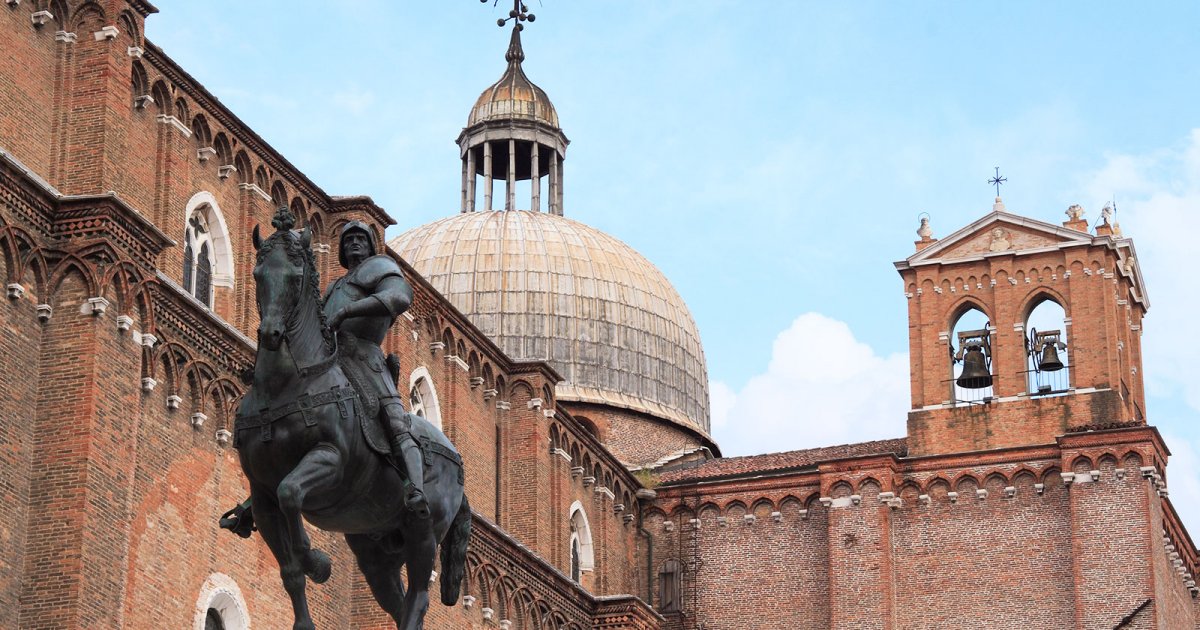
{"left": 326, "top": 223, "right": 429, "bottom": 520}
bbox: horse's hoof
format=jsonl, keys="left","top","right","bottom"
{"left": 304, "top": 548, "right": 332, "bottom": 584}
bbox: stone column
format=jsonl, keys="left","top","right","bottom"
{"left": 554, "top": 155, "right": 564, "bottom": 216}
{"left": 531, "top": 143, "right": 540, "bottom": 213}
{"left": 548, "top": 152, "right": 559, "bottom": 216}
{"left": 483, "top": 141, "right": 493, "bottom": 212}
{"left": 466, "top": 147, "right": 476, "bottom": 212}
{"left": 460, "top": 155, "right": 469, "bottom": 213}
{"left": 506, "top": 139, "right": 516, "bottom": 211}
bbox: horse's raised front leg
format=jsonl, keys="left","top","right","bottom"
{"left": 251, "top": 486, "right": 316, "bottom": 630}
{"left": 399, "top": 530, "right": 437, "bottom": 630}
{"left": 277, "top": 443, "right": 344, "bottom": 584}
{"left": 346, "top": 533, "right": 407, "bottom": 628}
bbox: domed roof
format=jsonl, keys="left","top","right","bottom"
{"left": 389, "top": 210, "right": 710, "bottom": 437}
{"left": 467, "top": 27, "right": 559, "bottom": 129}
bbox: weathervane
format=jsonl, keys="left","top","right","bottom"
{"left": 988, "top": 167, "right": 1007, "bottom": 197}
{"left": 486, "top": 0, "right": 536, "bottom": 30}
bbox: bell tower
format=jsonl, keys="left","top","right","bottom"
{"left": 896, "top": 198, "right": 1149, "bottom": 456}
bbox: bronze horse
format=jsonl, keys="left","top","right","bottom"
{"left": 234, "top": 217, "right": 469, "bottom": 630}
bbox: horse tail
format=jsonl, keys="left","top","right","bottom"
{"left": 440, "top": 493, "right": 472, "bottom": 606}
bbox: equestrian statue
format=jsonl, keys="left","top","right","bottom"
{"left": 219, "top": 206, "right": 470, "bottom": 630}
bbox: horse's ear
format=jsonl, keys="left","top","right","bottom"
{"left": 300, "top": 227, "right": 312, "bottom": 249}
{"left": 252, "top": 225, "right": 262, "bottom": 250}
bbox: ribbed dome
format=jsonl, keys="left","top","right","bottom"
{"left": 389, "top": 210, "right": 710, "bottom": 436}
{"left": 467, "top": 27, "right": 559, "bottom": 129}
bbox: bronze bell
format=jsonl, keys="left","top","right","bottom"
{"left": 956, "top": 345, "right": 993, "bottom": 389}
{"left": 1038, "top": 343, "right": 1065, "bottom": 372}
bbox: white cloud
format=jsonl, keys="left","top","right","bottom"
{"left": 710, "top": 313, "right": 909, "bottom": 457}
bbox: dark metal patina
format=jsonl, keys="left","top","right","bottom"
{"left": 222, "top": 206, "right": 470, "bottom": 630}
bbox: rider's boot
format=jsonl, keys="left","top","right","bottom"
{"left": 385, "top": 405, "right": 429, "bottom": 520}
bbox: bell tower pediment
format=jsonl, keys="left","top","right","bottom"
{"left": 904, "top": 212, "right": 1093, "bottom": 265}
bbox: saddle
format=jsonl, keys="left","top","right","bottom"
{"left": 337, "top": 349, "right": 391, "bottom": 456}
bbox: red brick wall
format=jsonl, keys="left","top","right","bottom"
{"left": 650, "top": 432, "right": 1198, "bottom": 630}
{"left": 0, "top": 255, "right": 42, "bottom": 629}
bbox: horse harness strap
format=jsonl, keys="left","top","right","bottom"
{"left": 418, "top": 435, "right": 465, "bottom": 484}
{"left": 234, "top": 386, "right": 356, "bottom": 447}
{"left": 296, "top": 349, "right": 338, "bottom": 380}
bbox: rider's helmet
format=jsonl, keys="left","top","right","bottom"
{"left": 338, "top": 220, "right": 378, "bottom": 269}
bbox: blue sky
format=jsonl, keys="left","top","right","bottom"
{"left": 149, "top": 2, "right": 1200, "bottom": 530}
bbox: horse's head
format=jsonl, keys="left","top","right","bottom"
{"left": 253, "top": 207, "right": 314, "bottom": 351}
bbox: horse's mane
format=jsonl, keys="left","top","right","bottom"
{"left": 257, "top": 228, "right": 334, "bottom": 352}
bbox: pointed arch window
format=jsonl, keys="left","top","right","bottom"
{"left": 183, "top": 213, "right": 214, "bottom": 306}
{"left": 1025, "top": 297, "right": 1070, "bottom": 396}
{"left": 409, "top": 368, "right": 442, "bottom": 430}
{"left": 567, "top": 501, "right": 594, "bottom": 583}
{"left": 950, "top": 306, "right": 993, "bottom": 405}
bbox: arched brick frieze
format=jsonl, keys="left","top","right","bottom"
{"left": 829, "top": 481, "right": 853, "bottom": 499}
{"left": 696, "top": 502, "right": 720, "bottom": 523}
{"left": 1071, "top": 455, "right": 1094, "bottom": 474}
{"left": 233, "top": 151, "right": 251, "bottom": 184}
{"left": 983, "top": 472, "right": 1008, "bottom": 495}
{"left": 117, "top": 10, "right": 140, "bottom": 46}
{"left": 269, "top": 181, "right": 286, "bottom": 208}
{"left": 1040, "top": 466, "right": 1064, "bottom": 487}
{"left": 252, "top": 165, "right": 268, "bottom": 192}
{"left": 952, "top": 474, "right": 979, "bottom": 495}
{"left": 1122, "top": 451, "right": 1144, "bottom": 469}
{"left": 1097, "top": 453, "right": 1120, "bottom": 471}
{"left": 190, "top": 114, "right": 211, "bottom": 152}
{"left": 897, "top": 482, "right": 921, "bottom": 504}
{"left": 69, "top": 1, "right": 103, "bottom": 33}
{"left": 48, "top": 255, "right": 98, "bottom": 298}
{"left": 926, "top": 477, "right": 951, "bottom": 499}
{"left": 750, "top": 498, "right": 776, "bottom": 519}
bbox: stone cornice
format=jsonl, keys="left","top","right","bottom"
{"left": 126, "top": 0, "right": 159, "bottom": 18}
{"left": 0, "top": 149, "right": 57, "bottom": 235}
{"left": 656, "top": 429, "right": 1165, "bottom": 492}
{"left": 471, "top": 513, "right": 657, "bottom": 622}
{"left": 329, "top": 195, "right": 396, "bottom": 228}
{"left": 55, "top": 194, "right": 174, "bottom": 269}
{"left": 152, "top": 272, "right": 255, "bottom": 374}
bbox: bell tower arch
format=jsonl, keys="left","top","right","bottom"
{"left": 896, "top": 199, "right": 1148, "bottom": 456}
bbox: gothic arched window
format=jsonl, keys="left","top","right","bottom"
{"left": 183, "top": 212, "right": 214, "bottom": 306}
{"left": 182, "top": 193, "right": 234, "bottom": 311}
{"left": 409, "top": 368, "right": 442, "bottom": 429}
{"left": 567, "top": 501, "right": 594, "bottom": 582}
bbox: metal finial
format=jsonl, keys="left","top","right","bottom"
{"left": 987, "top": 167, "right": 1007, "bottom": 197}
{"left": 489, "top": 0, "right": 535, "bottom": 30}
